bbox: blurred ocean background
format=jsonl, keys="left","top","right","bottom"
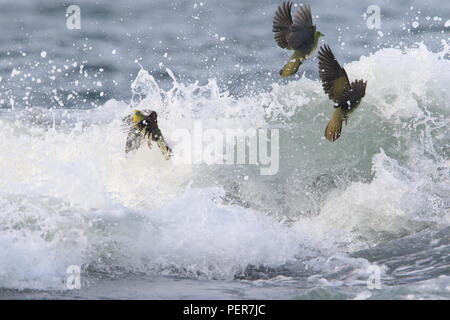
{"left": 0, "top": 0, "right": 449, "bottom": 299}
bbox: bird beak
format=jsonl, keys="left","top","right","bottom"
{"left": 319, "top": 32, "right": 325, "bottom": 37}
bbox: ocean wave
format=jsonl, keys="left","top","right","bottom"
{"left": 0, "top": 43, "right": 448, "bottom": 290}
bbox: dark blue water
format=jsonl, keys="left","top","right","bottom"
{"left": 0, "top": 0, "right": 447, "bottom": 108}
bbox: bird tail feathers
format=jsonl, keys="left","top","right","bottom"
{"left": 324, "top": 108, "right": 344, "bottom": 142}
{"left": 156, "top": 137, "right": 173, "bottom": 160}
{"left": 279, "top": 50, "right": 304, "bottom": 77}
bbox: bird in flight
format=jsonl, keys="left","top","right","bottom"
{"left": 123, "top": 110, "right": 172, "bottom": 159}
{"left": 318, "top": 45, "right": 367, "bottom": 142}
{"left": 272, "top": 1, "right": 324, "bottom": 77}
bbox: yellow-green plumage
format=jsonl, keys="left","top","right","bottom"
{"left": 318, "top": 45, "right": 367, "bottom": 142}
{"left": 132, "top": 110, "right": 146, "bottom": 124}
{"left": 280, "top": 31, "right": 323, "bottom": 77}
{"left": 324, "top": 108, "right": 344, "bottom": 142}
{"left": 123, "top": 109, "right": 172, "bottom": 160}
{"left": 324, "top": 100, "right": 362, "bottom": 142}
{"left": 273, "top": 2, "right": 323, "bottom": 77}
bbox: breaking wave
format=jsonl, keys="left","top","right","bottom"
{"left": 0, "top": 43, "right": 449, "bottom": 292}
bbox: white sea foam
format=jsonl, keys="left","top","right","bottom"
{"left": 0, "top": 44, "right": 448, "bottom": 290}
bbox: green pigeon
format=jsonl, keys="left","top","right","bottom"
{"left": 318, "top": 45, "right": 367, "bottom": 142}
{"left": 272, "top": 1, "right": 324, "bottom": 77}
{"left": 122, "top": 110, "right": 172, "bottom": 160}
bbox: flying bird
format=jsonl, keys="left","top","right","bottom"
{"left": 272, "top": 1, "right": 324, "bottom": 77}
{"left": 122, "top": 109, "right": 172, "bottom": 160}
{"left": 318, "top": 45, "right": 367, "bottom": 142}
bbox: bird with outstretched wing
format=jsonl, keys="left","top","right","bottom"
{"left": 273, "top": 1, "right": 324, "bottom": 77}
{"left": 318, "top": 45, "right": 367, "bottom": 142}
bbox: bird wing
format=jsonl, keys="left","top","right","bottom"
{"left": 318, "top": 45, "right": 351, "bottom": 105}
{"left": 272, "top": 1, "right": 293, "bottom": 49}
{"left": 292, "top": 4, "right": 313, "bottom": 28}
{"left": 340, "top": 79, "right": 367, "bottom": 110}
{"left": 288, "top": 4, "right": 315, "bottom": 49}
{"left": 140, "top": 109, "right": 154, "bottom": 116}
{"left": 273, "top": 2, "right": 315, "bottom": 50}
{"left": 156, "top": 138, "right": 173, "bottom": 160}
{"left": 125, "top": 129, "right": 143, "bottom": 154}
